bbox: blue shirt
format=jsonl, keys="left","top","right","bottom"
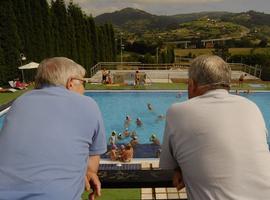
{"left": 0, "top": 86, "right": 107, "bottom": 200}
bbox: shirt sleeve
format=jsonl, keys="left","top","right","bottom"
{"left": 159, "top": 108, "right": 178, "bottom": 169}
{"left": 89, "top": 105, "right": 107, "bottom": 156}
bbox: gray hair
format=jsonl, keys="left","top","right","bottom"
{"left": 35, "top": 57, "right": 86, "bottom": 89}
{"left": 189, "top": 55, "right": 231, "bottom": 89}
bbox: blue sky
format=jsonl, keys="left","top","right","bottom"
{"left": 66, "top": 0, "right": 270, "bottom": 16}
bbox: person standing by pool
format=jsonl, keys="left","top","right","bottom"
{"left": 109, "top": 131, "right": 117, "bottom": 145}
{"left": 106, "top": 70, "right": 112, "bottom": 84}
{"left": 135, "top": 70, "right": 140, "bottom": 85}
{"left": 109, "top": 145, "right": 118, "bottom": 161}
{"left": 160, "top": 55, "right": 270, "bottom": 199}
{"left": 120, "top": 143, "right": 134, "bottom": 162}
{"left": 102, "top": 68, "right": 108, "bottom": 84}
{"left": 238, "top": 73, "right": 247, "bottom": 87}
{"left": 0, "top": 57, "right": 107, "bottom": 200}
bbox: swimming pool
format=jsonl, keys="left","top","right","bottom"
{"left": 1, "top": 91, "right": 270, "bottom": 145}
{"left": 86, "top": 91, "right": 186, "bottom": 144}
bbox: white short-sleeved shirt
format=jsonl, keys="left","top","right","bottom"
{"left": 160, "top": 89, "right": 270, "bottom": 200}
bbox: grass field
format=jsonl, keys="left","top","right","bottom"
{"left": 86, "top": 82, "right": 185, "bottom": 90}
{"left": 174, "top": 47, "right": 270, "bottom": 57}
{"left": 0, "top": 89, "right": 30, "bottom": 105}
{"left": 82, "top": 189, "right": 140, "bottom": 200}
{"left": 1, "top": 82, "right": 270, "bottom": 106}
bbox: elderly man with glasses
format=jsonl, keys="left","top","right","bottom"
{"left": 0, "top": 57, "right": 107, "bottom": 200}
{"left": 160, "top": 55, "right": 270, "bottom": 200}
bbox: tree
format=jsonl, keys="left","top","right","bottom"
{"left": 12, "top": 0, "right": 30, "bottom": 56}
{"left": 97, "top": 26, "right": 105, "bottom": 62}
{"left": 29, "top": 0, "right": 46, "bottom": 61}
{"left": 212, "top": 43, "right": 231, "bottom": 61}
{"left": 50, "top": 0, "right": 69, "bottom": 57}
{"left": 0, "top": 46, "right": 6, "bottom": 85}
{"left": 258, "top": 38, "right": 268, "bottom": 47}
{"left": 87, "top": 16, "right": 99, "bottom": 64}
{"left": 0, "top": 0, "right": 116, "bottom": 83}
{"left": 39, "top": 0, "right": 52, "bottom": 57}
{"left": 0, "top": 0, "right": 21, "bottom": 82}
{"left": 160, "top": 48, "right": 175, "bottom": 63}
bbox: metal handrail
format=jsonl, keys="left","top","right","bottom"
{"left": 89, "top": 62, "right": 262, "bottom": 79}
{"left": 145, "top": 73, "right": 153, "bottom": 85}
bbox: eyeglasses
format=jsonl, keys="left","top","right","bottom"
{"left": 70, "top": 77, "right": 87, "bottom": 87}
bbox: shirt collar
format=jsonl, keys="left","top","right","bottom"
{"left": 202, "top": 89, "right": 229, "bottom": 97}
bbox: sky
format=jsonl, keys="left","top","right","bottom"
{"left": 65, "top": 0, "right": 270, "bottom": 17}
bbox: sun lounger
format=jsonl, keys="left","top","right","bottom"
{"left": 0, "top": 86, "right": 17, "bottom": 93}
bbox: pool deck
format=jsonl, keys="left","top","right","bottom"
{"left": 90, "top": 69, "right": 259, "bottom": 83}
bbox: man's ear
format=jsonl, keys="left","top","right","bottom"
{"left": 188, "top": 79, "right": 199, "bottom": 99}
{"left": 189, "top": 79, "right": 197, "bottom": 92}
{"left": 66, "top": 78, "right": 73, "bottom": 90}
{"left": 192, "top": 79, "right": 199, "bottom": 91}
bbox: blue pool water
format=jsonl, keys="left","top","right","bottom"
{"left": 1, "top": 92, "right": 270, "bottom": 145}
{"left": 86, "top": 92, "right": 186, "bottom": 144}
{"left": 0, "top": 116, "right": 4, "bottom": 130}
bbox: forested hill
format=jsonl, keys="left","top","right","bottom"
{"left": 95, "top": 7, "right": 179, "bottom": 33}
{"left": 0, "top": 0, "right": 116, "bottom": 84}
{"left": 95, "top": 8, "right": 270, "bottom": 33}
{"left": 221, "top": 10, "right": 270, "bottom": 27}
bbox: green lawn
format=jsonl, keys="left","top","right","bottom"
{"left": 0, "top": 83, "right": 185, "bottom": 106}
{"left": 174, "top": 47, "right": 270, "bottom": 57}
{"left": 86, "top": 83, "right": 186, "bottom": 90}
{"left": 0, "top": 89, "right": 30, "bottom": 105}
{"left": 1, "top": 82, "right": 270, "bottom": 106}
{"left": 82, "top": 189, "right": 140, "bottom": 200}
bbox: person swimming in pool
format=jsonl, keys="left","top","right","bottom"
{"left": 147, "top": 103, "right": 153, "bottom": 111}
{"left": 136, "top": 118, "right": 143, "bottom": 127}
{"left": 149, "top": 134, "right": 160, "bottom": 145}
{"left": 124, "top": 115, "right": 131, "bottom": 128}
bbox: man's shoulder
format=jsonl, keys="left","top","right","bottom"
{"left": 167, "top": 99, "right": 196, "bottom": 116}
{"left": 14, "top": 87, "right": 97, "bottom": 108}
{"left": 230, "top": 93, "right": 258, "bottom": 107}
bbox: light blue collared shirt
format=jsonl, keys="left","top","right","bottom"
{"left": 0, "top": 86, "right": 107, "bottom": 200}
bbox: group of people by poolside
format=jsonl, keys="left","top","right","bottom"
{"left": 102, "top": 68, "right": 112, "bottom": 84}
{"left": 1, "top": 56, "right": 270, "bottom": 200}
{"left": 109, "top": 143, "right": 134, "bottom": 162}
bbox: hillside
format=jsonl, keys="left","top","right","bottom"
{"left": 149, "top": 18, "right": 249, "bottom": 42}
{"left": 95, "top": 8, "right": 270, "bottom": 42}
{"left": 95, "top": 7, "right": 178, "bottom": 33}
{"left": 221, "top": 11, "right": 270, "bottom": 27}
{"left": 221, "top": 11, "right": 270, "bottom": 40}
{"left": 172, "top": 11, "right": 232, "bottom": 23}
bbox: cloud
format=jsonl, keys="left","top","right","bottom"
{"left": 65, "top": 0, "right": 270, "bottom": 16}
